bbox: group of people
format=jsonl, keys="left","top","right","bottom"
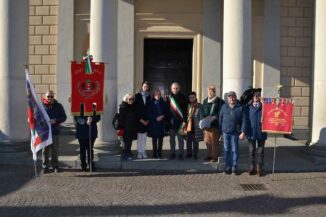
{"left": 40, "top": 90, "right": 100, "bottom": 173}
{"left": 117, "top": 81, "right": 267, "bottom": 176}
{"left": 40, "top": 81, "right": 267, "bottom": 177}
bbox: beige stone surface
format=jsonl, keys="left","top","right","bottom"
{"left": 50, "top": 6, "right": 58, "bottom": 15}
{"left": 42, "top": 75, "right": 56, "bottom": 84}
{"left": 35, "top": 45, "right": 49, "bottom": 54}
{"left": 35, "top": 6, "right": 49, "bottom": 15}
{"left": 29, "top": 55, "right": 42, "bottom": 64}
{"left": 43, "top": 16, "right": 57, "bottom": 25}
{"left": 35, "top": 25, "right": 50, "bottom": 35}
{"left": 30, "top": 0, "right": 42, "bottom": 6}
{"left": 30, "top": 16, "right": 42, "bottom": 25}
{"left": 42, "top": 35, "right": 56, "bottom": 44}
{"left": 43, "top": 0, "right": 58, "bottom": 6}
{"left": 35, "top": 65, "right": 49, "bottom": 74}
{"left": 42, "top": 55, "right": 56, "bottom": 64}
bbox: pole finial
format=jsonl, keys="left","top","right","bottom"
{"left": 24, "top": 62, "right": 28, "bottom": 70}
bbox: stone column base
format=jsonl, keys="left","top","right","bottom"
{"left": 0, "top": 139, "right": 31, "bottom": 164}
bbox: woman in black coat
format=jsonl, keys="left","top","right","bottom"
{"left": 134, "top": 81, "right": 151, "bottom": 159}
{"left": 118, "top": 93, "right": 138, "bottom": 160}
{"left": 147, "top": 89, "right": 169, "bottom": 159}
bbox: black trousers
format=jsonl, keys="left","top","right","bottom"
{"left": 122, "top": 139, "right": 133, "bottom": 158}
{"left": 249, "top": 140, "right": 265, "bottom": 169}
{"left": 152, "top": 136, "right": 163, "bottom": 158}
{"left": 78, "top": 138, "right": 96, "bottom": 169}
{"left": 186, "top": 132, "right": 199, "bottom": 156}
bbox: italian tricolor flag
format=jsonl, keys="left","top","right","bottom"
{"left": 83, "top": 55, "right": 93, "bottom": 74}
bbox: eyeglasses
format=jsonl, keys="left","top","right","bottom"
{"left": 128, "top": 98, "right": 135, "bottom": 101}
{"left": 253, "top": 95, "right": 261, "bottom": 97}
{"left": 46, "top": 96, "right": 54, "bottom": 98}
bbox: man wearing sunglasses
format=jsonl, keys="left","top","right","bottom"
{"left": 41, "top": 90, "right": 67, "bottom": 173}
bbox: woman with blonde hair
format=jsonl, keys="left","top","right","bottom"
{"left": 118, "top": 93, "right": 138, "bottom": 160}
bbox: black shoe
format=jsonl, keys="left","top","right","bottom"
{"left": 248, "top": 167, "right": 255, "bottom": 175}
{"left": 257, "top": 167, "right": 263, "bottom": 177}
{"left": 223, "top": 168, "right": 232, "bottom": 175}
{"left": 178, "top": 154, "right": 184, "bottom": 161}
{"left": 42, "top": 168, "right": 50, "bottom": 174}
{"left": 232, "top": 168, "right": 239, "bottom": 176}
{"left": 193, "top": 155, "right": 198, "bottom": 160}
{"left": 186, "top": 154, "right": 192, "bottom": 158}
{"left": 204, "top": 157, "right": 212, "bottom": 161}
{"left": 81, "top": 167, "right": 87, "bottom": 172}
{"left": 169, "top": 153, "right": 176, "bottom": 160}
{"left": 54, "top": 167, "right": 61, "bottom": 173}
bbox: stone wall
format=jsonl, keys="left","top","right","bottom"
{"left": 280, "top": 0, "right": 313, "bottom": 129}
{"left": 29, "top": 0, "right": 58, "bottom": 98}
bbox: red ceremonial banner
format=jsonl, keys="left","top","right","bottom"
{"left": 261, "top": 98, "right": 294, "bottom": 134}
{"left": 71, "top": 61, "right": 104, "bottom": 115}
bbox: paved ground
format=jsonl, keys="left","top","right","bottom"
{"left": 0, "top": 165, "right": 326, "bottom": 217}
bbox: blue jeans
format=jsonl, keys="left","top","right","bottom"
{"left": 169, "top": 129, "right": 184, "bottom": 155}
{"left": 223, "top": 133, "right": 239, "bottom": 170}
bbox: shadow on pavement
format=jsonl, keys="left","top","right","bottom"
{"left": 0, "top": 194, "right": 325, "bottom": 216}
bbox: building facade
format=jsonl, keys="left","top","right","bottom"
{"left": 0, "top": 0, "right": 325, "bottom": 159}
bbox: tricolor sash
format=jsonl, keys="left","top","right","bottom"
{"left": 169, "top": 96, "right": 184, "bottom": 120}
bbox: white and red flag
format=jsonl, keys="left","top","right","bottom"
{"left": 25, "top": 69, "right": 52, "bottom": 161}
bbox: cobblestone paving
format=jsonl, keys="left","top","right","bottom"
{"left": 0, "top": 165, "right": 326, "bottom": 217}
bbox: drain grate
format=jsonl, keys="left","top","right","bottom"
{"left": 240, "top": 184, "right": 268, "bottom": 191}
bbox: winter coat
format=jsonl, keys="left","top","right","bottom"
{"left": 135, "top": 92, "right": 151, "bottom": 133}
{"left": 219, "top": 102, "right": 247, "bottom": 134}
{"left": 187, "top": 103, "right": 204, "bottom": 142}
{"left": 246, "top": 103, "right": 267, "bottom": 141}
{"left": 147, "top": 98, "right": 169, "bottom": 138}
{"left": 200, "top": 97, "right": 224, "bottom": 129}
{"left": 118, "top": 101, "right": 138, "bottom": 142}
{"left": 74, "top": 115, "right": 101, "bottom": 140}
{"left": 166, "top": 93, "right": 188, "bottom": 130}
{"left": 42, "top": 99, "right": 67, "bottom": 135}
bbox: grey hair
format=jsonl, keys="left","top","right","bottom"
{"left": 123, "top": 93, "right": 134, "bottom": 102}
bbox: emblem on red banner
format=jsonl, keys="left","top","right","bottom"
{"left": 261, "top": 98, "right": 294, "bottom": 134}
{"left": 71, "top": 59, "right": 105, "bottom": 115}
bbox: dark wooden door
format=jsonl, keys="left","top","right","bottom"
{"left": 144, "top": 39, "right": 193, "bottom": 98}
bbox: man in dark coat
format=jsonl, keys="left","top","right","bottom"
{"left": 246, "top": 90, "right": 267, "bottom": 176}
{"left": 166, "top": 82, "right": 188, "bottom": 160}
{"left": 41, "top": 90, "right": 67, "bottom": 173}
{"left": 118, "top": 93, "right": 138, "bottom": 160}
{"left": 134, "top": 81, "right": 151, "bottom": 159}
{"left": 219, "top": 91, "right": 247, "bottom": 175}
{"left": 74, "top": 113, "right": 101, "bottom": 172}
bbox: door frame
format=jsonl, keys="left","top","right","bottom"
{"left": 135, "top": 32, "right": 202, "bottom": 101}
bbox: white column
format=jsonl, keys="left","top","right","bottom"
{"left": 117, "top": 0, "right": 134, "bottom": 102}
{"left": 262, "top": 0, "right": 280, "bottom": 97}
{"left": 90, "top": 0, "right": 119, "bottom": 145}
{"left": 223, "top": 0, "right": 252, "bottom": 98}
{"left": 202, "top": 0, "right": 222, "bottom": 98}
{"left": 311, "top": 0, "right": 326, "bottom": 147}
{"left": 57, "top": 0, "right": 74, "bottom": 123}
{"left": 0, "top": 0, "right": 29, "bottom": 145}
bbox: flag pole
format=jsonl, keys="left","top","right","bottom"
{"left": 25, "top": 63, "right": 38, "bottom": 177}
{"left": 34, "top": 160, "right": 38, "bottom": 177}
{"left": 89, "top": 118, "right": 92, "bottom": 176}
